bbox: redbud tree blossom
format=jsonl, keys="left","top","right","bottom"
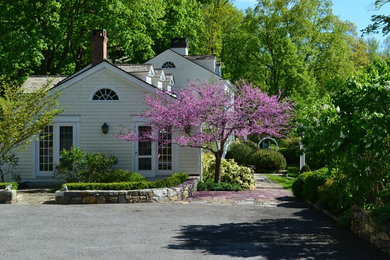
{"left": 119, "top": 81, "right": 293, "bottom": 183}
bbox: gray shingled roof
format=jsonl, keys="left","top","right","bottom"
{"left": 22, "top": 76, "right": 67, "bottom": 92}
{"left": 184, "top": 55, "right": 216, "bottom": 60}
{"left": 116, "top": 64, "right": 152, "bottom": 73}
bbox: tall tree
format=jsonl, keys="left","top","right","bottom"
{"left": 222, "top": 0, "right": 357, "bottom": 100}
{"left": 365, "top": 0, "right": 390, "bottom": 35}
{"left": 0, "top": 0, "right": 166, "bottom": 79}
{"left": 151, "top": 0, "right": 206, "bottom": 55}
{"left": 200, "top": 0, "right": 243, "bottom": 57}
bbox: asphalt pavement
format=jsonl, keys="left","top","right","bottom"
{"left": 0, "top": 197, "right": 388, "bottom": 259}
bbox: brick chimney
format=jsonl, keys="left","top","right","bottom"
{"left": 170, "top": 38, "right": 188, "bottom": 55}
{"left": 91, "top": 29, "right": 108, "bottom": 66}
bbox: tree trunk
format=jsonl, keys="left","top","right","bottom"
{"left": 0, "top": 168, "right": 4, "bottom": 183}
{"left": 214, "top": 154, "right": 222, "bottom": 183}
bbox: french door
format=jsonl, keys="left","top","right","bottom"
{"left": 135, "top": 125, "right": 155, "bottom": 177}
{"left": 36, "top": 123, "right": 77, "bottom": 177}
{"left": 134, "top": 124, "right": 174, "bottom": 177}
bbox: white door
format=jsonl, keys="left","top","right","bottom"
{"left": 135, "top": 125, "right": 156, "bottom": 177}
{"left": 36, "top": 123, "right": 77, "bottom": 177}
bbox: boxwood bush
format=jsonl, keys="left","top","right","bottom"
{"left": 291, "top": 172, "right": 309, "bottom": 198}
{"left": 63, "top": 173, "right": 189, "bottom": 190}
{"left": 249, "top": 149, "right": 286, "bottom": 172}
{"left": 197, "top": 180, "right": 241, "bottom": 191}
{"left": 292, "top": 168, "right": 335, "bottom": 203}
{"left": 225, "top": 140, "right": 256, "bottom": 165}
{"left": 202, "top": 153, "right": 255, "bottom": 189}
{"left": 100, "top": 169, "right": 146, "bottom": 183}
{"left": 317, "top": 175, "right": 352, "bottom": 215}
{"left": 0, "top": 182, "right": 18, "bottom": 190}
{"left": 302, "top": 168, "right": 333, "bottom": 202}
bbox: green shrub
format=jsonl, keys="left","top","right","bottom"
{"left": 371, "top": 204, "right": 390, "bottom": 230}
{"left": 63, "top": 173, "right": 189, "bottom": 190}
{"left": 225, "top": 140, "right": 256, "bottom": 165}
{"left": 55, "top": 148, "right": 117, "bottom": 182}
{"left": 202, "top": 153, "right": 255, "bottom": 189}
{"left": 249, "top": 149, "right": 286, "bottom": 172}
{"left": 337, "top": 209, "right": 352, "bottom": 228}
{"left": 197, "top": 180, "right": 241, "bottom": 191}
{"left": 0, "top": 182, "right": 18, "bottom": 190}
{"left": 292, "top": 172, "right": 309, "bottom": 198}
{"left": 279, "top": 137, "right": 300, "bottom": 165}
{"left": 151, "top": 173, "right": 189, "bottom": 188}
{"left": 317, "top": 175, "right": 352, "bottom": 215}
{"left": 378, "top": 190, "right": 390, "bottom": 205}
{"left": 300, "top": 164, "right": 311, "bottom": 173}
{"left": 100, "top": 169, "right": 146, "bottom": 183}
{"left": 302, "top": 168, "right": 333, "bottom": 203}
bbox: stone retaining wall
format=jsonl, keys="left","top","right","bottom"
{"left": 55, "top": 177, "right": 198, "bottom": 204}
{"left": 0, "top": 189, "right": 17, "bottom": 204}
{"left": 351, "top": 206, "right": 390, "bottom": 255}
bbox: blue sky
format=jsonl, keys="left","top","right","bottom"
{"left": 233, "top": 0, "right": 390, "bottom": 44}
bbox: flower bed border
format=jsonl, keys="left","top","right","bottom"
{"left": 55, "top": 177, "right": 198, "bottom": 204}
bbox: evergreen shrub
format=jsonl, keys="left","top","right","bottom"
{"left": 249, "top": 149, "right": 286, "bottom": 172}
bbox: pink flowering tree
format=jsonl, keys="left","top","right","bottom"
{"left": 119, "top": 81, "right": 293, "bottom": 183}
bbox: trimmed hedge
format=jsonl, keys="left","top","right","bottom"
{"left": 317, "top": 175, "right": 352, "bottom": 215}
{"left": 100, "top": 170, "right": 146, "bottom": 182}
{"left": 249, "top": 149, "right": 286, "bottom": 172}
{"left": 63, "top": 173, "right": 189, "bottom": 190}
{"left": 197, "top": 180, "right": 241, "bottom": 191}
{"left": 0, "top": 182, "right": 18, "bottom": 190}
{"left": 291, "top": 172, "right": 309, "bottom": 199}
{"left": 225, "top": 140, "right": 256, "bottom": 165}
{"left": 292, "top": 168, "right": 333, "bottom": 202}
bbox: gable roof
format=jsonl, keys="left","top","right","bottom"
{"left": 150, "top": 49, "right": 223, "bottom": 79}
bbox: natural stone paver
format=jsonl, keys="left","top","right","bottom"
{"left": 16, "top": 189, "right": 55, "bottom": 204}
{"left": 183, "top": 173, "right": 291, "bottom": 205}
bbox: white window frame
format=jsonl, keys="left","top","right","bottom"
{"left": 89, "top": 86, "right": 122, "bottom": 102}
{"left": 34, "top": 117, "right": 80, "bottom": 177}
{"left": 131, "top": 117, "right": 178, "bottom": 177}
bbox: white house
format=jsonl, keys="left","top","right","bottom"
{"left": 14, "top": 30, "right": 230, "bottom": 183}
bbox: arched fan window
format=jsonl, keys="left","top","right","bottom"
{"left": 92, "top": 88, "right": 119, "bottom": 101}
{"left": 162, "top": 61, "right": 176, "bottom": 68}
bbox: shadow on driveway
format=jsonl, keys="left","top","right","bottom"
{"left": 166, "top": 197, "right": 389, "bottom": 259}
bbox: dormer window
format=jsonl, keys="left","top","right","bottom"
{"left": 92, "top": 88, "right": 119, "bottom": 101}
{"left": 162, "top": 61, "right": 176, "bottom": 68}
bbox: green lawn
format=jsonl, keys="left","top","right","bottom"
{"left": 264, "top": 170, "right": 299, "bottom": 190}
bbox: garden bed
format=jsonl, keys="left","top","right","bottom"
{"left": 55, "top": 177, "right": 198, "bottom": 204}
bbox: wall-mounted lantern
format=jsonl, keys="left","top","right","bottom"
{"left": 102, "top": 122, "right": 109, "bottom": 134}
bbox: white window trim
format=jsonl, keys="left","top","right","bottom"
{"left": 34, "top": 117, "right": 80, "bottom": 178}
{"left": 89, "top": 86, "right": 122, "bottom": 102}
{"left": 130, "top": 117, "right": 178, "bottom": 176}
{"left": 162, "top": 61, "right": 176, "bottom": 69}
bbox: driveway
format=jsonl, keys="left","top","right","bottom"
{"left": 0, "top": 197, "right": 388, "bottom": 259}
